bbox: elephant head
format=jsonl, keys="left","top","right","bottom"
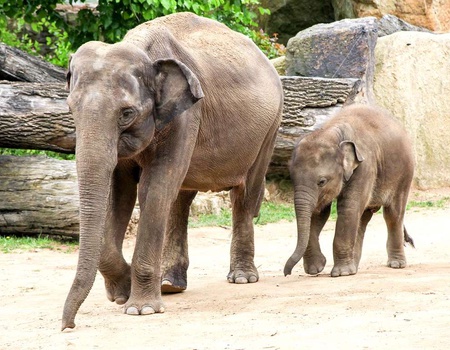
{"left": 62, "top": 41, "right": 203, "bottom": 330}
{"left": 284, "top": 134, "right": 364, "bottom": 276}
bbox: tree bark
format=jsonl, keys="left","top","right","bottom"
{"left": 0, "top": 43, "right": 66, "bottom": 83}
{"left": 0, "top": 77, "right": 361, "bottom": 173}
{"left": 0, "top": 81, "right": 74, "bottom": 153}
{"left": 270, "top": 76, "right": 360, "bottom": 177}
{"left": 0, "top": 155, "right": 79, "bottom": 237}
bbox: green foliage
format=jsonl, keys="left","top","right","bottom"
{"left": 0, "top": 148, "right": 75, "bottom": 160}
{"left": 249, "top": 30, "right": 286, "bottom": 59}
{"left": 0, "top": 0, "right": 283, "bottom": 66}
{"left": 0, "top": 15, "right": 72, "bottom": 67}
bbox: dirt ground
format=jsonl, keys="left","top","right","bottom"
{"left": 1, "top": 189, "right": 449, "bottom": 350}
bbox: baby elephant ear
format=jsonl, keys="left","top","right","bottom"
{"left": 340, "top": 140, "right": 364, "bottom": 182}
{"left": 153, "top": 59, "right": 204, "bottom": 130}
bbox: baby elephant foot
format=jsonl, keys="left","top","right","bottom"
{"left": 161, "top": 265, "right": 188, "bottom": 294}
{"left": 124, "top": 297, "right": 165, "bottom": 316}
{"left": 303, "top": 253, "right": 326, "bottom": 275}
{"left": 331, "top": 261, "right": 357, "bottom": 277}
{"left": 227, "top": 266, "right": 259, "bottom": 284}
{"left": 104, "top": 272, "right": 131, "bottom": 305}
{"left": 387, "top": 258, "right": 407, "bottom": 269}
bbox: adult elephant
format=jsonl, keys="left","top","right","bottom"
{"left": 62, "top": 12, "right": 283, "bottom": 330}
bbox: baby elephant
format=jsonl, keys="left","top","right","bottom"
{"left": 284, "top": 104, "right": 415, "bottom": 278}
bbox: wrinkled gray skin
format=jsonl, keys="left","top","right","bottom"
{"left": 284, "top": 104, "right": 415, "bottom": 278}
{"left": 62, "top": 13, "right": 283, "bottom": 330}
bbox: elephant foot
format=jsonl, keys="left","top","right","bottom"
{"left": 104, "top": 272, "right": 131, "bottom": 305}
{"left": 387, "top": 258, "right": 406, "bottom": 269}
{"left": 330, "top": 261, "right": 357, "bottom": 277}
{"left": 161, "top": 265, "right": 188, "bottom": 293}
{"left": 124, "top": 297, "right": 165, "bottom": 316}
{"left": 303, "top": 253, "right": 326, "bottom": 275}
{"left": 227, "top": 267, "right": 259, "bottom": 284}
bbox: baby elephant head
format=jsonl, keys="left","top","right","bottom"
{"left": 284, "top": 136, "right": 364, "bottom": 276}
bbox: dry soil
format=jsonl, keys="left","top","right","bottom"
{"left": 1, "top": 189, "right": 449, "bottom": 349}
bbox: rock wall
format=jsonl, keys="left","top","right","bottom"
{"left": 261, "top": 0, "right": 449, "bottom": 45}
{"left": 333, "top": 0, "right": 450, "bottom": 32}
{"left": 374, "top": 31, "right": 450, "bottom": 189}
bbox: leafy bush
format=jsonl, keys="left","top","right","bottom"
{"left": 0, "top": 148, "right": 75, "bottom": 160}
{"left": 0, "top": 16, "right": 72, "bottom": 67}
{"left": 0, "top": 0, "right": 283, "bottom": 64}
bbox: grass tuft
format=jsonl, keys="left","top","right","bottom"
{"left": 0, "top": 235, "right": 78, "bottom": 254}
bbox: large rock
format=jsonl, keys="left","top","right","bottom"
{"left": 285, "top": 17, "right": 377, "bottom": 104}
{"left": 374, "top": 31, "right": 450, "bottom": 189}
{"left": 333, "top": 0, "right": 450, "bottom": 32}
{"left": 377, "top": 14, "right": 432, "bottom": 37}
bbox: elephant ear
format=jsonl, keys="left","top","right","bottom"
{"left": 153, "top": 59, "right": 204, "bottom": 130}
{"left": 340, "top": 140, "right": 364, "bottom": 182}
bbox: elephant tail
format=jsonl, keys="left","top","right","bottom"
{"left": 403, "top": 225, "right": 415, "bottom": 248}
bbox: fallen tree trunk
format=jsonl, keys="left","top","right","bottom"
{"left": 270, "top": 76, "right": 360, "bottom": 177}
{"left": 0, "top": 155, "right": 79, "bottom": 237}
{"left": 0, "top": 77, "right": 360, "bottom": 236}
{"left": 0, "top": 81, "right": 74, "bottom": 153}
{"left": 0, "top": 76, "right": 360, "bottom": 175}
{"left": 0, "top": 43, "right": 66, "bottom": 82}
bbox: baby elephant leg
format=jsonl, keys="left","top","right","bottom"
{"left": 383, "top": 204, "right": 408, "bottom": 268}
{"left": 303, "top": 206, "right": 330, "bottom": 275}
{"left": 331, "top": 209, "right": 360, "bottom": 277}
{"left": 354, "top": 208, "right": 378, "bottom": 268}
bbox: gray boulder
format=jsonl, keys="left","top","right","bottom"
{"left": 377, "top": 14, "right": 432, "bottom": 37}
{"left": 285, "top": 17, "right": 378, "bottom": 104}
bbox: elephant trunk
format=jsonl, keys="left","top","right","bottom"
{"left": 61, "top": 135, "right": 117, "bottom": 331}
{"left": 284, "top": 187, "right": 316, "bottom": 276}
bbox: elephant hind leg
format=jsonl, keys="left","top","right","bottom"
{"left": 383, "top": 203, "right": 408, "bottom": 268}
{"left": 161, "top": 190, "right": 197, "bottom": 293}
{"left": 227, "top": 118, "right": 280, "bottom": 284}
{"left": 354, "top": 208, "right": 377, "bottom": 269}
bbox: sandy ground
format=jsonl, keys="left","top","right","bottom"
{"left": 1, "top": 191, "right": 449, "bottom": 349}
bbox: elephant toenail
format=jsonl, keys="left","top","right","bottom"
{"left": 235, "top": 277, "right": 249, "bottom": 284}
{"left": 141, "top": 306, "right": 155, "bottom": 315}
{"left": 125, "top": 306, "right": 139, "bottom": 315}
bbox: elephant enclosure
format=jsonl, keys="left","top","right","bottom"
{"left": 1, "top": 188, "right": 449, "bottom": 349}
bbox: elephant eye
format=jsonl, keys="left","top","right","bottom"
{"left": 119, "top": 108, "right": 136, "bottom": 127}
{"left": 318, "top": 178, "right": 327, "bottom": 187}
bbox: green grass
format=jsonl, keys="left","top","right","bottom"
{"left": 407, "top": 197, "right": 449, "bottom": 210}
{"left": 0, "top": 235, "right": 78, "bottom": 254}
{"left": 189, "top": 201, "right": 296, "bottom": 228}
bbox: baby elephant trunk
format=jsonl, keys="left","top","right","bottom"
{"left": 284, "top": 191, "right": 315, "bottom": 276}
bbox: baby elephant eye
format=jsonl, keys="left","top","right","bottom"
{"left": 318, "top": 178, "right": 327, "bottom": 187}
{"left": 119, "top": 108, "right": 136, "bottom": 126}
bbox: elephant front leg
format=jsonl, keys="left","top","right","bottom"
{"left": 123, "top": 207, "right": 166, "bottom": 315}
{"left": 303, "top": 205, "right": 330, "bottom": 275}
{"left": 100, "top": 163, "right": 138, "bottom": 305}
{"left": 331, "top": 206, "right": 360, "bottom": 277}
{"left": 161, "top": 190, "right": 197, "bottom": 293}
